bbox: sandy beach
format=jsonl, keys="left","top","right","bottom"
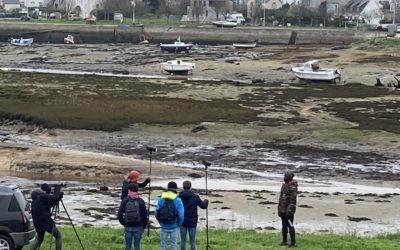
{"left": 0, "top": 40, "right": 399, "bottom": 235}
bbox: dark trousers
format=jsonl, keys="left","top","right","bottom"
{"left": 280, "top": 213, "right": 295, "bottom": 245}
{"left": 30, "top": 226, "right": 62, "bottom": 250}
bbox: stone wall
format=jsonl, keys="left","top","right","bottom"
{"left": 0, "top": 23, "right": 362, "bottom": 45}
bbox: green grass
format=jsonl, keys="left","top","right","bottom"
{"left": 0, "top": 71, "right": 260, "bottom": 131}
{"left": 32, "top": 227, "right": 400, "bottom": 250}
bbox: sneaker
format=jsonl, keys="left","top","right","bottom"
{"left": 287, "top": 243, "right": 297, "bottom": 248}
{"left": 280, "top": 242, "right": 288, "bottom": 246}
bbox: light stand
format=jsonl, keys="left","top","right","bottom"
{"left": 202, "top": 160, "right": 213, "bottom": 250}
{"left": 146, "top": 145, "right": 156, "bottom": 237}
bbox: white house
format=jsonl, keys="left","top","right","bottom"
{"left": 24, "top": 0, "right": 45, "bottom": 8}
{"left": 343, "top": 0, "right": 383, "bottom": 25}
{"left": 3, "top": 0, "right": 21, "bottom": 11}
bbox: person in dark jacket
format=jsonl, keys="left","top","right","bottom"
{"left": 178, "top": 180, "right": 208, "bottom": 250}
{"left": 121, "top": 170, "right": 151, "bottom": 200}
{"left": 277, "top": 171, "right": 298, "bottom": 248}
{"left": 118, "top": 183, "right": 148, "bottom": 250}
{"left": 30, "top": 183, "right": 62, "bottom": 250}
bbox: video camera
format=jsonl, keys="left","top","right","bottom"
{"left": 146, "top": 145, "right": 157, "bottom": 152}
{"left": 49, "top": 184, "right": 66, "bottom": 199}
{"left": 202, "top": 160, "right": 211, "bottom": 167}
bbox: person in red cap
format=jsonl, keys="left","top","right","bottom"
{"left": 121, "top": 170, "right": 151, "bottom": 200}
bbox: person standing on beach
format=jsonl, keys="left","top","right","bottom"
{"left": 278, "top": 171, "right": 298, "bottom": 248}
{"left": 118, "top": 183, "right": 148, "bottom": 250}
{"left": 178, "top": 180, "right": 208, "bottom": 250}
{"left": 156, "top": 181, "right": 184, "bottom": 250}
{"left": 121, "top": 170, "right": 151, "bottom": 200}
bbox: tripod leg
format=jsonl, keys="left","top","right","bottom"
{"left": 60, "top": 199, "right": 85, "bottom": 250}
{"left": 147, "top": 151, "right": 152, "bottom": 237}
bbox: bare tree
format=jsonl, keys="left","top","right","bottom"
{"left": 192, "top": 0, "right": 204, "bottom": 23}
{"left": 214, "top": 1, "right": 230, "bottom": 20}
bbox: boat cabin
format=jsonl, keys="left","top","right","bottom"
{"left": 303, "top": 60, "right": 320, "bottom": 71}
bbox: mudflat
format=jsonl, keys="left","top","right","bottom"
{"left": 0, "top": 40, "right": 399, "bottom": 235}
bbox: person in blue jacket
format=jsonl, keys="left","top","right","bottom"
{"left": 178, "top": 180, "right": 208, "bottom": 250}
{"left": 155, "top": 181, "right": 184, "bottom": 250}
{"left": 118, "top": 183, "right": 148, "bottom": 250}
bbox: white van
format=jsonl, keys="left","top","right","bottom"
{"left": 226, "top": 13, "right": 245, "bottom": 24}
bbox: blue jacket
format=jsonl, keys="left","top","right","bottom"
{"left": 120, "top": 179, "right": 150, "bottom": 200}
{"left": 179, "top": 190, "right": 208, "bottom": 228}
{"left": 117, "top": 196, "right": 148, "bottom": 229}
{"left": 155, "top": 190, "right": 184, "bottom": 229}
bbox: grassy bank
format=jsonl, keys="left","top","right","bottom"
{"left": 34, "top": 227, "right": 400, "bottom": 250}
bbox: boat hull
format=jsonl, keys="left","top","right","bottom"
{"left": 160, "top": 44, "right": 192, "bottom": 53}
{"left": 10, "top": 38, "right": 33, "bottom": 46}
{"left": 161, "top": 61, "right": 195, "bottom": 75}
{"left": 233, "top": 43, "right": 257, "bottom": 49}
{"left": 212, "top": 21, "right": 237, "bottom": 28}
{"left": 292, "top": 67, "right": 341, "bottom": 83}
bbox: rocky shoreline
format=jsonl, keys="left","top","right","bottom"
{"left": 0, "top": 40, "right": 399, "bottom": 235}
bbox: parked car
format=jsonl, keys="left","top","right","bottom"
{"left": 68, "top": 12, "right": 81, "bottom": 21}
{"left": 20, "top": 15, "right": 31, "bottom": 21}
{"left": 0, "top": 12, "right": 6, "bottom": 18}
{"left": 0, "top": 185, "right": 35, "bottom": 250}
{"left": 225, "top": 13, "right": 245, "bottom": 24}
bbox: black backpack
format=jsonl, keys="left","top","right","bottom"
{"left": 158, "top": 199, "right": 176, "bottom": 224}
{"left": 125, "top": 199, "right": 141, "bottom": 224}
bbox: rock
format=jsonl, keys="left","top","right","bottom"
{"left": 251, "top": 78, "right": 265, "bottom": 84}
{"left": 325, "top": 213, "right": 339, "bottom": 217}
{"left": 347, "top": 216, "right": 371, "bottom": 222}
{"left": 188, "top": 173, "right": 202, "bottom": 178}
{"left": 99, "top": 186, "right": 108, "bottom": 191}
{"left": 191, "top": 125, "right": 207, "bottom": 133}
{"left": 375, "top": 76, "right": 400, "bottom": 88}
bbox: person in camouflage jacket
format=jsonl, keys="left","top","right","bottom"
{"left": 277, "top": 171, "right": 298, "bottom": 247}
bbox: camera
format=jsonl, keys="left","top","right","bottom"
{"left": 146, "top": 145, "right": 157, "bottom": 152}
{"left": 50, "top": 184, "right": 66, "bottom": 199}
{"left": 202, "top": 160, "right": 211, "bottom": 167}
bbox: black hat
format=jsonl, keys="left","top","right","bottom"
{"left": 128, "top": 183, "right": 139, "bottom": 192}
{"left": 41, "top": 183, "right": 51, "bottom": 194}
{"left": 167, "top": 181, "right": 177, "bottom": 190}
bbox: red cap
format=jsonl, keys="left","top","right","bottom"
{"left": 128, "top": 170, "right": 140, "bottom": 182}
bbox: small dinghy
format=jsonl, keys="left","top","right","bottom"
{"left": 233, "top": 42, "right": 257, "bottom": 49}
{"left": 10, "top": 37, "right": 33, "bottom": 46}
{"left": 64, "top": 35, "right": 75, "bottom": 44}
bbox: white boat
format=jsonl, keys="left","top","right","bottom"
{"left": 212, "top": 21, "right": 237, "bottom": 28}
{"left": 10, "top": 38, "right": 33, "bottom": 46}
{"left": 64, "top": 35, "right": 75, "bottom": 44}
{"left": 291, "top": 60, "right": 341, "bottom": 83}
{"left": 160, "top": 60, "right": 195, "bottom": 74}
{"left": 233, "top": 42, "right": 257, "bottom": 49}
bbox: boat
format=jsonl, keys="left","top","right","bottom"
{"left": 291, "top": 60, "right": 341, "bottom": 83}
{"left": 10, "top": 38, "right": 33, "bottom": 46}
{"left": 64, "top": 35, "right": 75, "bottom": 44}
{"left": 160, "top": 60, "right": 195, "bottom": 74}
{"left": 160, "top": 37, "right": 193, "bottom": 53}
{"left": 212, "top": 21, "right": 237, "bottom": 28}
{"left": 233, "top": 42, "right": 257, "bottom": 49}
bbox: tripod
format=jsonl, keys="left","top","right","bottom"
{"left": 51, "top": 198, "right": 85, "bottom": 250}
{"left": 146, "top": 145, "right": 156, "bottom": 237}
{"left": 202, "top": 160, "right": 213, "bottom": 250}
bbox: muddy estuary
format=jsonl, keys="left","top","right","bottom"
{"left": 0, "top": 41, "right": 400, "bottom": 236}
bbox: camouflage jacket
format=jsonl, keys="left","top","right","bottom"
{"left": 278, "top": 180, "right": 298, "bottom": 215}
